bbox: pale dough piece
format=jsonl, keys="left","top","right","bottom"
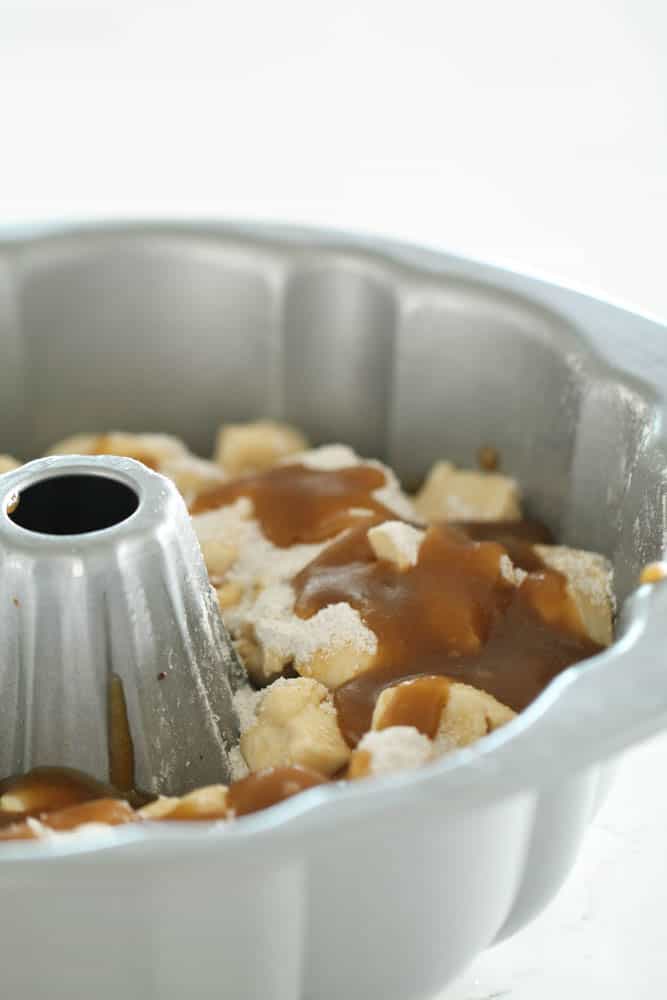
{"left": 535, "top": 545, "right": 614, "bottom": 646}
{"left": 47, "top": 431, "right": 187, "bottom": 464}
{"left": 253, "top": 600, "right": 378, "bottom": 689}
{"left": 216, "top": 581, "right": 244, "bottom": 610}
{"left": 415, "top": 461, "right": 521, "bottom": 522}
{"left": 371, "top": 680, "right": 515, "bottom": 756}
{"left": 235, "top": 618, "right": 377, "bottom": 689}
{"left": 240, "top": 677, "right": 351, "bottom": 776}
{"left": 296, "top": 639, "right": 377, "bottom": 690}
{"left": 159, "top": 455, "right": 226, "bottom": 503}
{"left": 200, "top": 539, "right": 238, "bottom": 582}
{"left": 215, "top": 420, "right": 308, "bottom": 475}
{"left": 367, "top": 521, "right": 425, "bottom": 570}
{"left": 234, "top": 633, "right": 292, "bottom": 687}
{"left": 46, "top": 431, "right": 225, "bottom": 504}
{"left": 432, "top": 682, "right": 515, "bottom": 753}
{"left": 139, "top": 785, "right": 228, "bottom": 820}
{"left": 348, "top": 727, "right": 433, "bottom": 779}
{"left": 0, "top": 455, "right": 20, "bottom": 474}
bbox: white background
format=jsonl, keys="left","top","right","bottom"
{"left": 0, "top": 0, "right": 665, "bottom": 321}
{"left": 1, "top": 2, "right": 666, "bottom": 996}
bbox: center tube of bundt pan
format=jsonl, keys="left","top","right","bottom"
{"left": 0, "top": 455, "right": 243, "bottom": 796}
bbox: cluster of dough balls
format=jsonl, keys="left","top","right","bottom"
{"left": 1, "top": 420, "right": 614, "bottom": 792}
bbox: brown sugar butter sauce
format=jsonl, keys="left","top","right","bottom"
{"left": 190, "top": 462, "right": 397, "bottom": 544}
{"left": 1, "top": 463, "right": 602, "bottom": 838}
{"left": 0, "top": 766, "right": 327, "bottom": 839}
{"left": 294, "top": 519, "right": 600, "bottom": 745}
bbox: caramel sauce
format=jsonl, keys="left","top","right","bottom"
{"left": 346, "top": 749, "right": 372, "bottom": 779}
{"left": 293, "top": 522, "right": 601, "bottom": 745}
{"left": 0, "top": 821, "right": 40, "bottom": 841}
{"left": 0, "top": 766, "right": 329, "bottom": 839}
{"left": 0, "top": 768, "right": 131, "bottom": 839}
{"left": 190, "top": 463, "right": 396, "bottom": 547}
{"left": 640, "top": 561, "right": 667, "bottom": 585}
{"left": 43, "top": 798, "right": 136, "bottom": 831}
{"left": 451, "top": 519, "right": 554, "bottom": 545}
{"left": 451, "top": 520, "right": 553, "bottom": 572}
{"left": 227, "top": 766, "right": 327, "bottom": 817}
{"left": 108, "top": 674, "right": 135, "bottom": 792}
{"left": 0, "top": 767, "right": 119, "bottom": 827}
{"left": 0, "top": 485, "right": 602, "bottom": 839}
{"left": 477, "top": 446, "right": 499, "bottom": 471}
{"left": 0, "top": 799, "right": 136, "bottom": 840}
{"left": 375, "top": 676, "right": 451, "bottom": 738}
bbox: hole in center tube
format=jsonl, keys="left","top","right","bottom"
{"left": 8, "top": 474, "right": 139, "bottom": 535}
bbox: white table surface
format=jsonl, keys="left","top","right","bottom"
{"left": 1, "top": 3, "right": 666, "bottom": 996}
{"left": 442, "top": 734, "right": 667, "bottom": 999}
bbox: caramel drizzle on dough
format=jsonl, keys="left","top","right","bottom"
{"left": 0, "top": 766, "right": 327, "bottom": 839}
{"left": 293, "top": 522, "right": 601, "bottom": 745}
{"left": 191, "top": 463, "right": 396, "bottom": 547}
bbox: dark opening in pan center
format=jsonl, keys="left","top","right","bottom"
{"left": 8, "top": 474, "right": 139, "bottom": 535}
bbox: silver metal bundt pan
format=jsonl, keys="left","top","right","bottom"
{"left": 0, "top": 220, "right": 666, "bottom": 822}
{"left": 1, "top": 224, "right": 667, "bottom": 1000}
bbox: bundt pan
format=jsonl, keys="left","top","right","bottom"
{"left": 1, "top": 222, "right": 666, "bottom": 1000}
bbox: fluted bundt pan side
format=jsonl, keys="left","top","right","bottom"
{"left": 0, "top": 223, "right": 666, "bottom": 1000}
